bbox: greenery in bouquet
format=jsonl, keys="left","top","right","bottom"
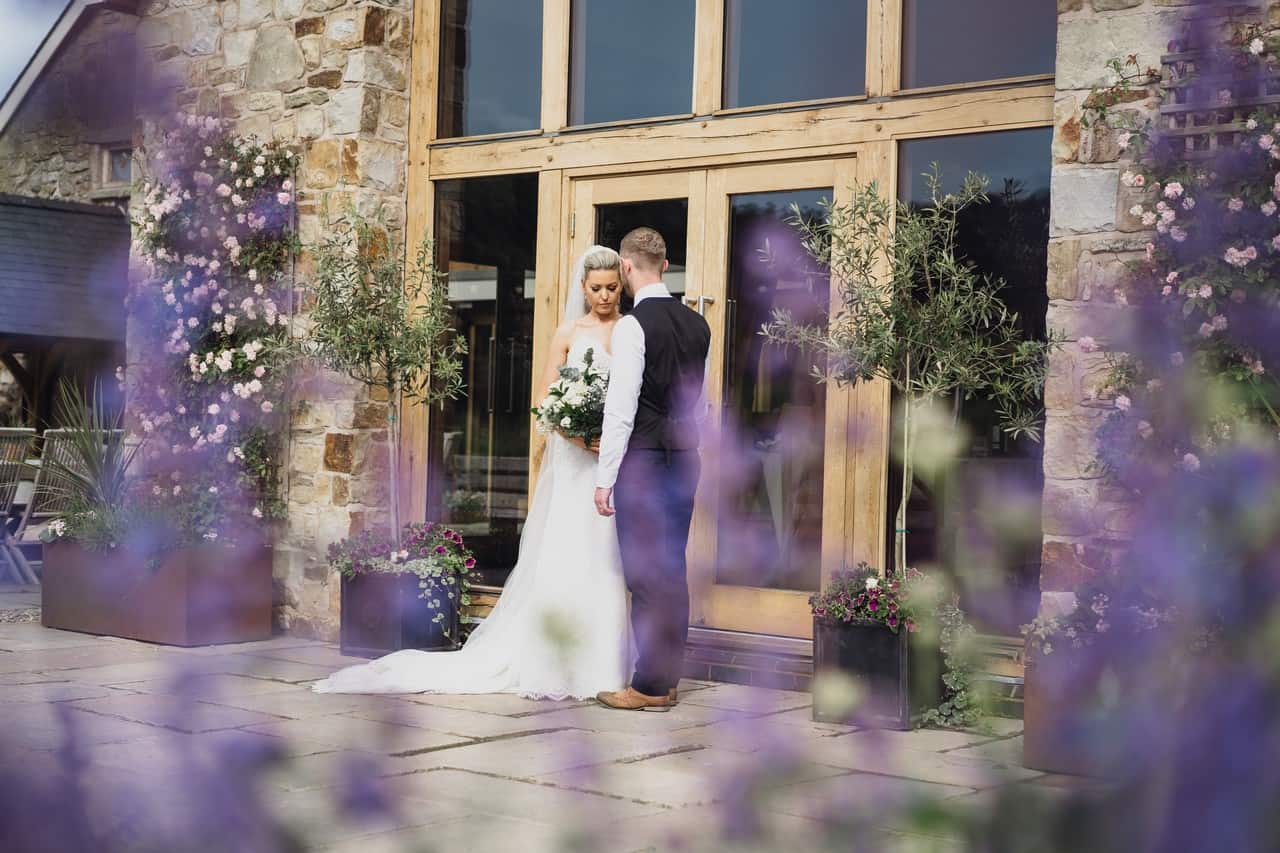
{"left": 532, "top": 347, "right": 609, "bottom": 441}
{"left": 809, "top": 562, "right": 922, "bottom": 633}
{"left": 1022, "top": 571, "right": 1183, "bottom": 658}
{"left": 328, "top": 522, "right": 478, "bottom": 632}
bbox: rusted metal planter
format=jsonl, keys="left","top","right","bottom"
{"left": 340, "top": 571, "right": 460, "bottom": 658}
{"left": 1022, "top": 644, "right": 1109, "bottom": 776}
{"left": 812, "top": 617, "right": 941, "bottom": 730}
{"left": 41, "top": 540, "right": 273, "bottom": 646}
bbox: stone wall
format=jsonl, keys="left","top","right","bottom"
{"left": 133, "top": 0, "right": 415, "bottom": 638}
{"left": 1041, "top": 0, "right": 1256, "bottom": 616}
{"left": 0, "top": 6, "right": 139, "bottom": 205}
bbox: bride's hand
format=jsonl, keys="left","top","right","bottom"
{"left": 563, "top": 434, "right": 600, "bottom": 454}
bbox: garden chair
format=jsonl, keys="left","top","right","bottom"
{"left": 11, "top": 429, "right": 122, "bottom": 585}
{"left": 0, "top": 427, "right": 36, "bottom": 584}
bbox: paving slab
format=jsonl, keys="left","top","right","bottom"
{"left": 0, "top": 624, "right": 113, "bottom": 651}
{"left": 202, "top": 685, "right": 417, "bottom": 721}
{"left": 404, "top": 690, "right": 592, "bottom": 717}
{"left": 67, "top": 693, "right": 285, "bottom": 733}
{"left": 6, "top": 702, "right": 168, "bottom": 749}
{"left": 390, "top": 766, "right": 667, "bottom": 824}
{"left": 316, "top": 813, "right": 566, "bottom": 853}
{"left": 0, "top": 680, "right": 129, "bottom": 704}
{"left": 345, "top": 700, "right": 547, "bottom": 740}
{"left": 243, "top": 644, "right": 379, "bottom": 669}
{"left": 796, "top": 733, "right": 1041, "bottom": 789}
{"left": 245, "top": 714, "right": 472, "bottom": 755}
{"left": 765, "top": 771, "right": 974, "bottom": 827}
{"left": 527, "top": 700, "right": 755, "bottom": 736}
{"left": 677, "top": 682, "right": 813, "bottom": 714}
{"left": 395, "top": 727, "right": 670, "bottom": 776}
{"left": 113, "top": 671, "right": 305, "bottom": 698}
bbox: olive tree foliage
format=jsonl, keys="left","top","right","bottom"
{"left": 761, "top": 169, "right": 1052, "bottom": 575}
{"left": 304, "top": 211, "right": 466, "bottom": 544}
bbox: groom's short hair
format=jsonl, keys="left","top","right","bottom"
{"left": 619, "top": 227, "right": 667, "bottom": 274}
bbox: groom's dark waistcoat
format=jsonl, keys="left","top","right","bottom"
{"left": 626, "top": 297, "right": 711, "bottom": 452}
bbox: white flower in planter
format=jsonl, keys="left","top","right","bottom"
{"left": 865, "top": 577, "right": 879, "bottom": 590}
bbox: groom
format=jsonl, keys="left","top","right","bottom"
{"left": 594, "top": 227, "right": 711, "bottom": 711}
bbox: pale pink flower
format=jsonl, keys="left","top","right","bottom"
{"left": 1142, "top": 211, "right": 1158, "bottom": 227}
{"left": 1163, "top": 182, "right": 1184, "bottom": 199}
{"left": 1166, "top": 271, "right": 1179, "bottom": 284}
{"left": 1171, "top": 351, "right": 1185, "bottom": 366}
{"left": 1079, "top": 336, "right": 1099, "bottom": 353}
{"left": 1229, "top": 197, "right": 1245, "bottom": 212}
{"left": 1198, "top": 322, "right": 1215, "bottom": 337}
{"left": 1212, "top": 314, "right": 1228, "bottom": 331}
{"left": 215, "top": 183, "right": 232, "bottom": 197}
{"left": 1161, "top": 285, "right": 1173, "bottom": 296}
{"left": 277, "top": 192, "right": 292, "bottom": 205}
{"left": 261, "top": 401, "right": 274, "bottom": 413}
{"left": 1250, "top": 37, "right": 1265, "bottom": 55}
{"left": 1265, "top": 201, "right": 1277, "bottom": 216}
{"left": 282, "top": 179, "right": 293, "bottom": 191}
{"left": 207, "top": 404, "right": 220, "bottom": 415}
{"left": 1182, "top": 197, "right": 1196, "bottom": 210}
{"left": 1170, "top": 227, "right": 1188, "bottom": 243}
{"left": 1181, "top": 453, "right": 1201, "bottom": 472}
{"left": 1137, "top": 420, "right": 1154, "bottom": 439}
{"left": 1116, "top": 394, "right": 1131, "bottom": 412}
{"left": 254, "top": 365, "right": 266, "bottom": 378}
{"left": 1117, "top": 131, "right": 1132, "bottom": 150}
{"left": 1198, "top": 284, "right": 1213, "bottom": 299}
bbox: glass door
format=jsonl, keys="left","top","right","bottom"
{"left": 692, "top": 159, "right": 860, "bottom": 639}
{"left": 567, "top": 159, "right": 867, "bottom": 641}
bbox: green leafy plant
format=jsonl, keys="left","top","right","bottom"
{"left": 305, "top": 211, "right": 467, "bottom": 545}
{"left": 810, "top": 562, "right": 921, "bottom": 632}
{"left": 762, "top": 170, "right": 1053, "bottom": 574}
{"left": 42, "top": 380, "right": 143, "bottom": 512}
{"left": 920, "top": 599, "right": 986, "bottom": 729}
{"left": 327, "top": 521, "right": 477, "bottom": 636}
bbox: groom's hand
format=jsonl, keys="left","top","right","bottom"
{"left": 594, "top": 487, "right": 614, "bottom": 517}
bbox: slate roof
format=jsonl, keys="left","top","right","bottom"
{"left": 0, "top": 194, "right": 129, "bottom": 343}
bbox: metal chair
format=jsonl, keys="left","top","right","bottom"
{"left": 0, "top": 427, "right": 37, "bottom": 585}
{"left": 11, "top": 429, "right": 123, "bottom": 585}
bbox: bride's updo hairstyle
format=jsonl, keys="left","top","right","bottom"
{"left": 579, "top": 245, "right": 621, "bottom": 284}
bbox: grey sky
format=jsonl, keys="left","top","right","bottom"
{"left": 0, "top": 0, "right": 70, "bottom": 101}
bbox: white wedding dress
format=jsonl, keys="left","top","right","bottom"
{"left": 313, "top": 336, "right": 632, "bottom": 700}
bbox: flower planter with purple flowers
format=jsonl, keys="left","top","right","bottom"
{"left": 810, "top": 564, "right": 941, "bottom": 730}
{"left": 330, "top": 523, "right": 476, "bottom": 659}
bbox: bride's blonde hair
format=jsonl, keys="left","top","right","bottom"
{"left": 578, "top": 245, "right": 621, "bottom": 284}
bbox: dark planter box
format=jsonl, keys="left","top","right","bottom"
{"left": 1023, "top": 644, "right": 1109, "bottom": 776}
{"left": 812, "top": 617, "right": 942, "bottom": 730}
{"left": 340, "top": 571, "right": 461, "bottom": 658}
{"left": 41, "top": 540, "right": 272, "bottom": 646}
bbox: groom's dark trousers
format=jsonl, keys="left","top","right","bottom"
{"left": 614, "top": 447, "right": 700, "bottom": 698}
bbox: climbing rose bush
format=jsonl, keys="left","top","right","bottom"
{"left": 126, "top": 113, "right": 298, "bottom": 544}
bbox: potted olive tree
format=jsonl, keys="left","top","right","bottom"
{"left": 304, "top": 211, "right": 468, "bottom": 656}
{"left": 763, "top": 168, "right": 1052, "bottom": 577}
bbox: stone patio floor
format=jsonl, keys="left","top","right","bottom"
{"left": 0, "top": 618, "right": 1082, "bottom": 852}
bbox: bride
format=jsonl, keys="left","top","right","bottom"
{"left": 313, "top": 246, "right": 632, "bottom": 699}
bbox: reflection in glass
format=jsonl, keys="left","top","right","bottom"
{"left": 431, "top": 174, "right": 539, "bottom": 585}
{"left": 594, "top": 198, "right": 689, "bottom": 302}
{"left": 569, "top": 0, "right": 695, "bottom": 125}
{"left": 438, "top": 0, "right": 542, "bottom": 138}
{"left": 716, "top": 189, "right": 829, "bottom": 592}
{"left": 892, "top": 128, "right": 1052, "bottom": 633}
{"left": 724, "top": 0, "right": 867, "bottom": 109}
{"left": 902, "top": 0, "right": 1056, "bottom": 90}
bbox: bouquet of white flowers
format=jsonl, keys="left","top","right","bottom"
{"left": 532, "top": 348, "right": 609, "bottom": 441}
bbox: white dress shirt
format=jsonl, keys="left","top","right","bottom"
{"left": 597, "top": 282, "right": 708, "bottom": 489}
{"left": 596, "top": 282, "right": 663, "bottom": 489}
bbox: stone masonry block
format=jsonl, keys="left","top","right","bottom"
{"left": 1051, "top": 167, "right": 1119, "bottom": 236}
{"left": 324, "top": 432, "right": 354, "bottom": 473}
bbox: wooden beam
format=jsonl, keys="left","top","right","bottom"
{"left": 693, "top": 0, "right": 725, "bottom": 116}
{"left": 541, "top": 0, "right": 570, "bottom": 132}
{"left": 427, "top": 84, "right": 1054, "bottom": 178}
{"left": 526, "top": 170, "right": 565, "bottom": 492}
{"left": 402, "top": 0, "right": 441, "bottom": 524}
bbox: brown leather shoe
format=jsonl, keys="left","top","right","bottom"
{"left": 596, "top": 686, "right": 673, "bottom": 712}
{"left": 668, "top": 687, "right": 679, "bottom": 706}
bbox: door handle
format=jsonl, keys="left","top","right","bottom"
{"left": 684, "top": 295, "right": 716, "bottom": 316}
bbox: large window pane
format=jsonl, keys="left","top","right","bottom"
{"left": 716, "top": 189, "right": 830, "bottom": 592}
{"left": 438, "top": 0, "right": 542, "bottom": 139}
{"left": 594, "top": 199, "right": 689, "bottom": 301}
{"left": 902, "top": 0, "right": 1055, "bottom": 90}
{"left": 431, "top": 174, "right": 539, "bottom": 585}
{"left": 724, "top": 0, "right": 867, "bottom": 109}
{"left": 892, "top": 128, "right": 1052, "bottom": 634}
{"left": 569, "top": 0, "right": 695, "bottom": 126}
